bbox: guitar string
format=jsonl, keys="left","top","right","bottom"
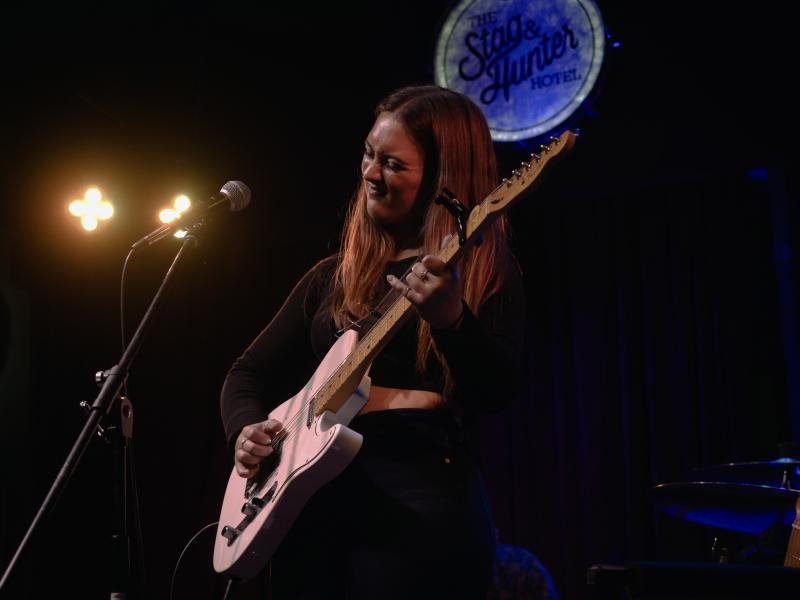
{"left": 256, "top": 203, "right": 474, "bottom": 453}
{"left": 259, "top": 265, "right": 415, "bottom": 455}
{"left": 259, "top": 211, "right": 471, "bottom": 458}
{"left": 256, "top": 177, "right": 494, "bottom": 453}
{"left": 263, "top": 223, "right": 468, "bottom": 450}
{"left": 260, "top": 288, "right": 407, "bottom": 455}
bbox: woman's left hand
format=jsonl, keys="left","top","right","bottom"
{"left": 387, "top": 254, "right": 464, "bottom": 330}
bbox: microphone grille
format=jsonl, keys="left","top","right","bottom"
{"left": 220, "top": 181, "right": 251, "bottom": 211}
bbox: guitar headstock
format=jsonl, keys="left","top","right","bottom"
{"left": 439, "top": 129, "right": 578, "bottom": 265}
{"left": 483, "top": 130, "right": 578, "bottom": 215}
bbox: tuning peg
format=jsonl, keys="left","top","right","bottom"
{"left": 502, "top": 178, "right": 512, "bottom": 187}
{"left": 521, "top": 161, "right": 531, "bottom": 170}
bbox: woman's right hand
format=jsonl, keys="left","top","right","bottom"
{"left": 234, "top": 418, "right": 283, "bottom": 478}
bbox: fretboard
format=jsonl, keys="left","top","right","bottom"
{"left": 313, "top": 202, "right": 493, "bottom": 416}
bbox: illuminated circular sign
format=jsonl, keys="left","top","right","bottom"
{"left": 435, "top": 0, "right": 605, "bottom": 141}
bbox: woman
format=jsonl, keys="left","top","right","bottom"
{"left": 220, "top": 85, "right": 525, "bottom": 598}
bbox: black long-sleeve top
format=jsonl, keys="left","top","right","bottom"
{"left": 220, "top": 255, "right": 525, "bottom": 453}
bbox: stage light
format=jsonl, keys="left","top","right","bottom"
{"left": 159, "top": 194, "right": 192, "bottom": 223}
{"left": 159, "top": 208, "right": 177, "bottom": 223}
{"left": 68, "top": 200, "right": 84, "bottom": 216}
{"left": 156, "top": 194, "right": 193, "bottom": 239}
{"left": 96, "top": 202, "right": 114, "bottom": 220}
{"left": 68, "top": 187, "right": 114, "bottom": 231}
{"left": 85, "top": 187, "right": 102, "bottom": 203}
{"left": 174, "top": 194, "right": 191, "bottom": 213}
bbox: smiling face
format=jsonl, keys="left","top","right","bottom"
{"left": 361, "top": 111, "right": 425, "bottom": 233}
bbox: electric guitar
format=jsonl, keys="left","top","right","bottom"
{"left": 213, "top": 130, "right": 578, "bottom": 580}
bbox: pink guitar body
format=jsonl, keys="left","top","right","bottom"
{"left": 213, "top": 329, "right": 370, "bottom": 580}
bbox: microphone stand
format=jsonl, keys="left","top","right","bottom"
{"left": 0, "top": 234, "right": 199, "bottom": 597}
{"left": 106, "top": 394, "right": 145, "bottom": 599}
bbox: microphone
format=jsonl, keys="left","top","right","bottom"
{"left": 131, "top": 181, "right": 251, "bottom": 249}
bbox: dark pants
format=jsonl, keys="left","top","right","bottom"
{"left": 270, "top": 409, "right": 496, "bottom": 599}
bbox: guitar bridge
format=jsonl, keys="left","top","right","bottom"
{"left": 244, "top": 440, "right": 282, "bottom": 499}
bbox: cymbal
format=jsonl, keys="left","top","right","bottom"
{"left": 651, "top": 482, "right": 798, "bottom": 535}
{"left": 689, "top": 459, "right": 800, "bottom": 489}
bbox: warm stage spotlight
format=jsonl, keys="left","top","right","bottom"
{"left": 159, "top": 208, "right": 178, "bottom": 223}
{"left": 158, "top": 194, "right": 192, "bottom": 239}
{"left": 68, "top": 187, "right": 114, "bottom": 231}
{"left": 174, "top": 194, "right": 191, "bottom": 213}
{"left": 159, "top": 195, "right": 192, "bottom": 223}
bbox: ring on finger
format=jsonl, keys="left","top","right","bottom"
{"left": 411, "top": 265, "right": 428, "bottom": 282}
{"left": 240, "top": 438, "right": 247, "bottom": 451}
{"left": 404, "top": 285, "right": 412, "bottom": 298}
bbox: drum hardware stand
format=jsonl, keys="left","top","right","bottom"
{"left": 711, "top": 536, "right": 730, "bottom": 564}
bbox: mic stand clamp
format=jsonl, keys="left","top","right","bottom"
{"left": 79, "top": 400, "right": 113, "bottom": 443}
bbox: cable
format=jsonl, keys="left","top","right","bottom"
{"left": 126, "top": 437, "right": 147, "bottom": 594}
{"left": 221, "top": 577, "right": 236, "bottom": 600}
{"left": 169, "top": 521, "right": 219, "bottom": 600}
{"left": 119, "top": 246, "right": 135, "bottom": 396}
{"left": 119, "top": 245, "right": 148, "bottom": 595}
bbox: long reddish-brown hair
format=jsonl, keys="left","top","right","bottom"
{"left": 332, "top": 85, "right": 509, "bottom": 383}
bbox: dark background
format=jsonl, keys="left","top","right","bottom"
{"left": 1, "top": 2, "right": 798, "bottom": 599}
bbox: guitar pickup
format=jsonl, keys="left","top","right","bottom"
{"left": 244, "top": 449, "right": 281, "bottom": 499}
{"left": 306, "top": 398, "right": 315, "bottom": 428}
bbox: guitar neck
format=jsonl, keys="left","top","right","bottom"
{"left": 314, "top": 202, "right": 496, "bottom": 415}
{"left": 313, "top": 130, "right": 577, "bottom": 416}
